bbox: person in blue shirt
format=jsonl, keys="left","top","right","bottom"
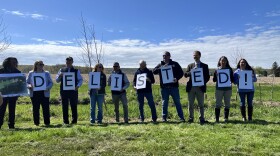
{"left": 233, "top": 58, "right": 257, "bottom": 121}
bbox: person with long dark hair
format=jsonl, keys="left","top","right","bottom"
{"left": 233, "top": 58, "right": 257, "bottom": 121}
{"left": 0, "top": 57, "right": 21, "bottom": 129}
{"left": 213, "top": 56, "right": 233, "bottom": 122}
{"left": 26, "top": 60, "right": 53, "bottom": 126}
{"left": 89, "top": 63, "right": 106, "bottom": 124}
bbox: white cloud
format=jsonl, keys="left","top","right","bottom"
{"left": 1, "top": 9, "right": 65, "bottom": 21}
{"left": 3, "top": 26, "right": 280, "bottom": 69}
{"left": 266, "top": 10, "right": 280, "bottom": 17}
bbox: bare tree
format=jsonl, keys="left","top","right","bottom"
{"left": 230, "top": 47, "right": 245, "bottom": 67}
{"left": 77, "top": 14, "right": 104, "bottom": 72}
{"left": 0, "top": 15, "right": 11, "bottom": 53}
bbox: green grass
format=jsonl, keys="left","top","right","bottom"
{"left": 1, "top": 84, "right": 280, "bottom": 155}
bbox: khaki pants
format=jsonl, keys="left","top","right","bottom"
{"left": 188, "top": 87, "right": 204, "bottom": 120}
{"left": 112, "top": 93, "right": 128, "bottom": 122}
{"left": 215, "top": 89, "right": 232, "bottom": 109}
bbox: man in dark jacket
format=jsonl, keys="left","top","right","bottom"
{"left": 153, "top": 51, "right": 185, "bottom": 122}
{"left": 185, "top": 51, "right": 210, "bottom": 124}
{"left": 133, "top": 60, "right": 157, "bottom": 122}
{"left": 56, "top": 56, "right": 83, "bottom": 125}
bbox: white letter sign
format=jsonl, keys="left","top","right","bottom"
{"left": 32, "top": 73, "right": 47, "bottom": 91}
{"left": 217, "top": 69, "right": 231, "bottom": 87}
{"left": 239, "top": 70, "right": 253, "bottom": 89}
{"left": 161, "top": 65, "right": 174, "bottom": 84}
{"left": 63, "top": 72, "right": 75, "bottom": 90}
{"left": 111, "top": 74, "right": 123, "bottom": 91}
{"left": 136, "top": 73, "right": 146, "bottom": 89}
{"left": 88, "top": 72, "right": 101, "bottom": 89}
{"left": 191, "top": 68, "right": 204, "bottom": 86}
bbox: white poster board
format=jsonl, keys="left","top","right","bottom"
{"left": 32, "top": 73, "right": 47, "bottom": 91}
{"left": 217, "top": 69, "right": 231, "bottom": 87}
{"left": 63, "top": 72, "right": 75, "bottom": 90}
{"left": 136, "top": 73, "right": 147, "bottom": 89}
{"left": 191, "top": 68, "right": 204, "bottom": 86}
{"left": 0, "top": 73, "right": 28, "bottom": 97}
{"left": 239, "top": 70, "right": 253, "bottom": 89}
{"left": 88, "top": 72, "right": 101, "bottom": 89}
{"left": 161, "top": 65, "right": 174, "bottom": 84}
{"left": 111, "top": 74, "right": 123, "bottom": 91}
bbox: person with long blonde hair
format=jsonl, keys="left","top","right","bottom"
{"left": 26, "top": 60, "right": 53, "bottom": 126}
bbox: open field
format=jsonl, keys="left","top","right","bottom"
{"left": 1, "top": 76, "right": 280, "bottom": 155}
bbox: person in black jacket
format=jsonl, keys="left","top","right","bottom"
{"left": 89, "top": 63, "right": 106, "bottom": 124}
{"left": 133, "top": 60, "right": 157, "bottom": 122}
{"left": 153, "top": 51, "right": 185, "bottom": 122}
{"left": 55, "top": 56, "right": 83, "bottom": 125}
{"left": 185, "top": 51, "right": 210, "bottom": 124}
{"left": 0, "top": 57, "right": 21, "bottom": 129}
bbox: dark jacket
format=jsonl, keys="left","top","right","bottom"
{"left": 184, "top": 62, "right": 210, "bottom": 93}
{"left": 59, "top": 67, "right": 78, "bottom": 92}
{"left": 90, "top": 72, "right": 107, "bottom": 95}
{"left": 213, "top": 67, "right": 234, "bottom": 91}
{"left": 133, "top": 67, "right": 155, "bottom": 93}
{"left": 153, "top": 59, "right": 183, "bottom": 88}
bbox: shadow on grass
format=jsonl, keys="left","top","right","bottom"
{"left": 220, "top": 119, "right": 280, "bottom": 125}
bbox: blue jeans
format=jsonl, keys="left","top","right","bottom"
{"left": 161, "top": 87, "right": 185, "bottom": 120}
{"left": 90, "top": 93, "right": 104, "bottom": 123}
{"left": 239, "top": 92, "right": 254, "bottom": 107}
{"left": 137, "top": 92, "right": 157, "bottom": 121}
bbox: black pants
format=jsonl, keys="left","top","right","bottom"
{"left": 61, "top": 91, "right": 78, "bottom": 124}
{"left": 0, "top": 97, "right": 18, "bottom": 127}
{"left": 31, "top": 91, "right": 50, "bottom": 125}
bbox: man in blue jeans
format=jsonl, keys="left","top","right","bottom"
{"left": 153, "top": 51, "right": 185, "bottom": 122}
{"left": 133, "top": 60, "right": 157, "bottom": 122}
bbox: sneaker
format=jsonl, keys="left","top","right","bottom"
{"left": 162, "top": 118, "right": 167, "bottom": 122}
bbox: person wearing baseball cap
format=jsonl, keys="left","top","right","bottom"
{"left": 55, "top": 56, "right": 83, "bottom": 125}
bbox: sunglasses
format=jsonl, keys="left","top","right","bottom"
{"left": 113, "top": 66, "right": 119, "bottom": 67}
{"left": 98, "top": 66, "right": 103, "bottom": 68}
{"left": 38, "top": 63, "right": 44, "bottom": 66}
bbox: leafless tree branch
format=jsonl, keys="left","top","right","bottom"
{"left": 0, "top": 15, "right": 11, "bottom": 54}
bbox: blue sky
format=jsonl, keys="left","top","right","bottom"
{"left": 1, "top": 0, "right": 280, "bottom": 68}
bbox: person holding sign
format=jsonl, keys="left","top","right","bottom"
{"left": 213, "top": 56, "right": 233, "bottom": 122}
{"left": 185, "top": 51, "right": 210, "bottom": 124}
{"left": 88, "top": 63, "right": 106, "bottom": 124}
{"left": 133, "top": 60, "right": 157, "bottom": 122}
{"left": 56, "top": 56, "right": 83, "bottom": 125}
{"left": 26, "top": 60, "right": 53, "bottom": 126}
{"left": 108, "top": 62, "right": 130, "bottom": 123}
{"left": 153, "top": 51, "right": 185, "bottom": 122}
{"left": 233, "top": 59, "right": 257, "bottom": 121}
{"left": 0, "top": 57, "right": 21, "bottom": 129}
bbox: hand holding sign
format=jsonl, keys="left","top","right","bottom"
{"left": 88, "top": 72, "right": 101, "bottom": 89}
{"left": 32, "top": 73, "right": 47, "bottom": 91}
{"left": 136, "top": 73, "right": 147, "bottom": 89}
{"left": 191, "top": 68, "right": 204, "bottom": 86}
{"left": 217, "top": 69, "right": 231, "bottom": 87}
{"left": 111, "top": 74, "right": 123, "bottom": 91}
{"left": 63, "top": 72, "right": 75, "bottom": 90}
{"left": 161, "top": 65, "right": 174, "bottom": 84}
{"left": 239, "top": 70, "right": 253, "bottom": 89}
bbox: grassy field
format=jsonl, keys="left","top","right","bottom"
{"left": 0, "top": 84, "right": 280, "bottom": 155}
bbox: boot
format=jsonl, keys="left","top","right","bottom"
{"left": 248, "top": 106, "right": 253, "bottom": 121}
{"left": 215, "top": 108, "right": 220, "bottom": 123}
{"left": 240, "top": 106, "right": 246, "bottom": 121}
{"left": 224, "top": 108, "right": 230, "bottom": 122}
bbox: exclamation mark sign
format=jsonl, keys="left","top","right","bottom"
{"left": 245, "top": 74, "right": 247, "bottom": 85}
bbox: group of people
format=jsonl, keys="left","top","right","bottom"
{"left": 0, "top": 50, "right": 257, "bottom": 129}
